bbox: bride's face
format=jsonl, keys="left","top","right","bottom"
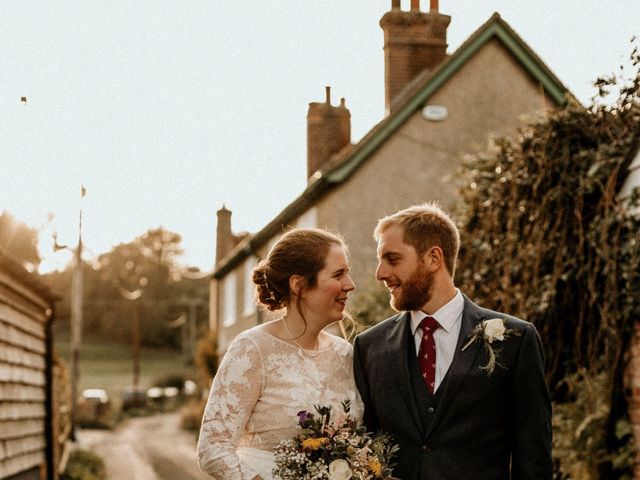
{"left": 300, "top": 245, "right": 355, "bottom": 326}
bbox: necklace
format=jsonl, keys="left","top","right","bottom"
{"left": 282, "top": 317, "right": 323, "bottom": 357}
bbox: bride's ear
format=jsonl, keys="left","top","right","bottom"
{"left": 289, "top": 275, "right": 306, "bottom": 297}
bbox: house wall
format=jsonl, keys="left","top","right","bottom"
{"left": 317, "top": 38, "right": 557, "bottom": 301}
{"left": 216, "top": 264, "right": 248, "bottom": 355}
{"left": 0, "top": 261, "right": 54, "bottom": 480}
{"left": 214, "top": 249, "right": 274, "bottom": 354}
{"left": 214, "top": 38, "right": 563, "bottom": 349}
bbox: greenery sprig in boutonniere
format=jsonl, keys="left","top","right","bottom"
{"left": 461, "top": 318, "right": 521, "bottom": 375}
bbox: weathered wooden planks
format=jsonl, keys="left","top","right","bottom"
{"left": 0, "top": 249, "right": 56, "bottom": 480}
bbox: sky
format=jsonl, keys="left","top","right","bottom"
{"left": 1, "top": 0, "right": 638, "bottom": 273}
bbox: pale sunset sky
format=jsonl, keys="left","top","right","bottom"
{"left": 1, "top": 0, "right": 637, "bottom": 272}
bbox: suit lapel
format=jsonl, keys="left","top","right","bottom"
{"left": 386, "top": 312, "right": 424, "bottom": 436}
{"left": 424, "top": 295, "right": 485, "bottom": 439}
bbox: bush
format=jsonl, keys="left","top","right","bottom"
{"left": 456, "top": 43, "right": 640, "bottom": 477}
{"left": 195, "top": 329, "right": 218, "bottom": 382}
{"left": 61, "top": 449, "right": 106, "bottom": 480}
{"left": 552, "top": 370, "right": 634, "bottom": 479}
{"left": 180, "top": 397, "right": 207, "bottom": 432}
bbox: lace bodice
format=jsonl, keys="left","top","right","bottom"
{"left": 197, "top": 326, "right": 363, "bottom": 479}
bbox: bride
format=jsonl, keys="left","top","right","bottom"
{"left": 197, "top": 228, "right": 363, "bottom": 479}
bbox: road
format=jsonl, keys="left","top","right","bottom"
{"left": 77, "top": 412, "right": 210, "bottom": 480}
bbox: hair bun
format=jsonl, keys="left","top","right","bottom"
{"left": 252, "top": 265, "right": 286, "bottom": 311}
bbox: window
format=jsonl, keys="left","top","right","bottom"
{"left": 222, "top": 271, "right": 237, "bottom": 326}
{"left": 243, "top": 256, "right": 257, "bottom": 316}
{"left": 620, "top": 151, "right": 640, "bottom": 218}
{"left": 619, "top": 153, "right": 640, "bottom": 200}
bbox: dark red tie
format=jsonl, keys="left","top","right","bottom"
{"left": 418, "top": 316, "right": 440, "bottom": 394}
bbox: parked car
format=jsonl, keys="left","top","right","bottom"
{"left": 146, "top": 386, "right": 180, "bottom": 410}
{"left": 78, "top": 389, "right": 111, "bottom": 426}
{"left": 183, "top": 379, "right": 197, "bottom": 396}
{"left": 121, "top": 387, "right": 147, "bottom": 411}
{"left": 82, "top": 388, "right": 109, "bottom": 405}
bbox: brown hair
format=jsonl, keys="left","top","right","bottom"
{"left": 252, "top": 228, "right": 346, "bottom": 311}
{"left": 374, "top": 202, "right": 460, "bottom": 275}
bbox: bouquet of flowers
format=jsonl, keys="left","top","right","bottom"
{"left": 272, "top": 400, "right": 398, "bottom": 480}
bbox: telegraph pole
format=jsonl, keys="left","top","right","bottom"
{"left": 69, "top": 186, "right": 85, "bottom": 440}
{"left": 132, "top": 299, "right": 141, "bottom": 391}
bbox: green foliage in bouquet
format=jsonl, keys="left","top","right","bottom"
{"left": 273, "top": 400, "right": 398, "bottom": 479}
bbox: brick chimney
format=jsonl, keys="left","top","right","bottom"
{"left": 380, "top": 0, "right": 451, "bottom": 113}
{"left": 307, "top": 86, "right": 351, "bottom": 180}
{"left": 215, "top": 206, "right": 233, "bottom": 265}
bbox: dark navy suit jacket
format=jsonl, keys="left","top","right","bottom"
{"left": 353, "top": 295, "right": 552, "bottom": 480}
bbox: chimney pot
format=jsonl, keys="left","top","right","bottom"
{"left": 215, "top": 206, "right": 233, "bottom": 265}
{"left": 391, "top": 0, "right": 400, "bottom": 9}
{"left": 380, "top": 1, "right": 451, "bottom": 113}
{"left": 325, "top": 86, "right": 331, "bottom": 105}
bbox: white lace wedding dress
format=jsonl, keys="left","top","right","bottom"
{"left": 197, "top": 325, "right": 364, "bottom": 480}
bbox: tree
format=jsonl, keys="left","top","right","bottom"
{"left": 0, "top": 211, "right": 40, "bottom": 268}
{"left": 94, "top": 227, "right": 206, "bottom": 347}
{"left": 44, "top": 227, "right": 208, "bottom": 349}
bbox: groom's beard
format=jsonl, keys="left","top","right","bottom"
{"left": 390, "top": 260, "right": 434, "bottom": 312}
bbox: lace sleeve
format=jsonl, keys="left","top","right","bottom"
{"left": 197, "top": 333, "right": 264, "bottom": 479}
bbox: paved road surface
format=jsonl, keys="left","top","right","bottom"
{"left": 77, "top": 412, "right": 210, "bottom": 480}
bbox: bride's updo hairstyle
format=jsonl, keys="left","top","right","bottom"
{"left": 252, "top": 228, "right": 345, "bottom": 311}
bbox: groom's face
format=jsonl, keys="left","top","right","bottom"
{"left": 376, "top": 224, "right": 434, "bottom": 312}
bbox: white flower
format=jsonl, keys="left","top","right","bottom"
{"left": 483, "top": 318, "right": 506, "bottom": 343}
{"left": 328, "top": 459, "right": 353, "bottom": 480}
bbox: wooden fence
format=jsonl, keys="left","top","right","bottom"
{"left": 0, "top": 248, "right": 62, "bottom": 480}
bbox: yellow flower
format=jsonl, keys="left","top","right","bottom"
{"left": 301, "top": 437, "right": 328, "bottom": 451}
{"left": 368, "top": 458, "right": 382, "bottom": 477}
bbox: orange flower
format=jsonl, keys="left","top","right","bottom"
{"left": 301, "top": 437, "right": 329, "bottom": 451}
{"left": 368, "top": 458, "right": 382, "bottom": 477}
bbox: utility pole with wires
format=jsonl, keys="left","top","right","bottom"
{"left": 69, "top": 185, "right": 86, "bottom": 440}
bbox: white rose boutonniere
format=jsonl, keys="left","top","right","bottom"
{"left": 461, "top": 318, "right": 520, "bottom": 375}
{"left": 483, "top": 318, "right": 506, "bottom": 343}
{"left": 328, "top": 459, "right": 353, "bottom": 480}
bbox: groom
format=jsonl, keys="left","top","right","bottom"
{"left": 353, "top": 203, "right": 552, "bottom": 479}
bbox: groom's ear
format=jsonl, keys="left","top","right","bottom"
{"left": 423, "top": 246, "right": 445, "bottom": 271}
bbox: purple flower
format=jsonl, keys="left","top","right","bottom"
{"left": 297, "top": 410, "right": 311, "bottom": 426}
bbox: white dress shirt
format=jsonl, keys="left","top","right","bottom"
{"left": 410, "top": 289, "right": 464, "bottom": 392}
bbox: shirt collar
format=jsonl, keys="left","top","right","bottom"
{"left": 410, "top": 288, "right": 464, "bottom": 335}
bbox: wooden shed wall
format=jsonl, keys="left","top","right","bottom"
{"left": 0, "top": 262, "right": 53, "bottom": 480}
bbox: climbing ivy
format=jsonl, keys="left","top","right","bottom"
{"left": 456, "top": 43, "right": 640, "bottom": 478}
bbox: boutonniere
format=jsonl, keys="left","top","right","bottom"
{"left": 461, "top": 318, "right": 521, "bottom": 375}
